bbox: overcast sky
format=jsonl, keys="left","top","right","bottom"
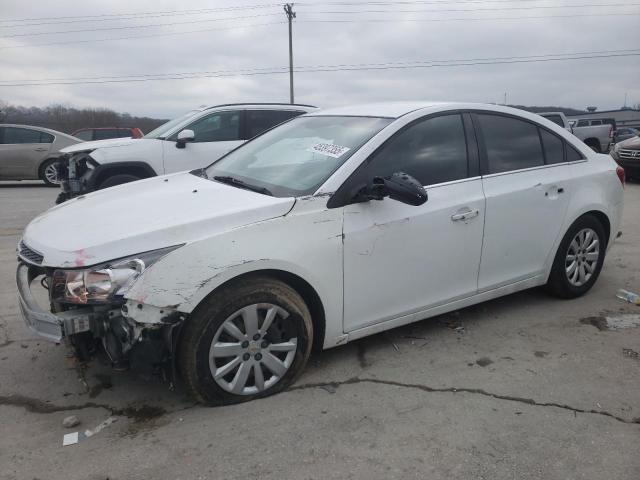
{"left": 1, "top": 0, "right": 639, "bottom": 118}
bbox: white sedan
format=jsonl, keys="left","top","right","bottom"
{"left": 17, "top": 102, "right": 624, "bottom": 405}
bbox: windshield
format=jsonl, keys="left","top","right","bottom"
{"left": 205, "top": 116, "right": 392, "bottom": 197}
{"left": 144, "top": 109, "right": 200, "bottom": 139}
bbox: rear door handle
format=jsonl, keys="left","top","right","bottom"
{"left": 451, "top": 208, "right": 480, "bottom": 222}
{"left": 34, "top": 147, "right": 48, "bottom": 152}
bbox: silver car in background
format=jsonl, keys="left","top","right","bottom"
{"left": 0, "top": 124, "right": 81, "bottom": 186}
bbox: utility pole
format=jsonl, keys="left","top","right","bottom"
{"left": 284, "top": 3, "right": 296, "bottom": 104}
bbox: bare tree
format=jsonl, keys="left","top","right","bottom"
{"left": 0, "top": 100, "right": 167, "bottom": 134}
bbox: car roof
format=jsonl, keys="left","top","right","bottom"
{"left": 198, "top": 103, "right": 317, "bottom": 112}
{"left": 305, "top": 101, "right": 537, "bottom": 119}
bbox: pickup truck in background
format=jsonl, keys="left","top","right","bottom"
{"left": 538, "top": 112, "right": 614, "bottom": 153}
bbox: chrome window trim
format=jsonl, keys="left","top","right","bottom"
{"left": 424, "top": 175, "right": 481, "bottom": 190}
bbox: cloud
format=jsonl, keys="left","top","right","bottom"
{"left": 0, "top": 0, "right": 638, "bottom": 118}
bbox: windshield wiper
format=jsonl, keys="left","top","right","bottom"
{"left": 213, "top": 175, "right": 273, "bottom": 196}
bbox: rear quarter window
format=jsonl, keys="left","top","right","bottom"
{"left": 539, "top": 129, "right": 564, "bottom": 164}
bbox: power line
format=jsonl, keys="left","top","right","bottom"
{"left": 300, "top": 11, "right": 640, "bottom": 23}
{"left": 0, "top": 21, "right": 287, "bottom": 49}
{"left": 2, "top": 49, "right": 637, "bottom": 83}
{"left": 0, "top": 50, "right": 637, "bottom": 87}
{"left": 2, "top": 9, "right": 637, "bottom": 50}
{"left": 0, "top": 0, "right": 630, "bottom": 26}
{"left": 0, "top": 4, "right": 281, "bottom": 24}
{"left": 298, "top": 2, "right": 640, "bottom": 13}
{"left": 3, "top": 1, "right": 634, "bottom": 34}
{"left": 0, "top": 12, "right": 281, "bottom": 38}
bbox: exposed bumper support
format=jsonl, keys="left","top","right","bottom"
{"left": 16, "top": 263, "right": 109, "bottom": 343}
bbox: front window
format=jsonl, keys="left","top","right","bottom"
{"left": 206, "top": 116, "right": 392, "bottom": 197}
{"left": 144, "top": 110, "right": 200, "bottom": 139}
{"left": 176, "top": 111, "right": 241, "bottom": 142}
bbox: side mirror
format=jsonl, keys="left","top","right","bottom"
{"left": 175, "top": 129, "right": 195, "bottom": 149}
{"left": 364, "top": 172, "right": 428, "bottom": 206}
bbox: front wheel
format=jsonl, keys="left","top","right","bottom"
{"left": 546, "top": 214, "right": 607, "bottom": 298}
{"left": 178, "top": 276, "right": 313, "bottom": 405}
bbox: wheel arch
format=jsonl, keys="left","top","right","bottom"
{"left": 583, "top": 137, "right": 601, "bottom": 152}
{"left": 544, "top": 208, "right": 612, "bottom": 283}
{"left": 90, "top": 161, "right": 157, "bottom": 189}
{"left": 190, "top": 268, "right": 327, "bottom": 352}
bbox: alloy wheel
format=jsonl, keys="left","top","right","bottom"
{"left": 565, "top": 228, "right": 600, "bottom": 287}
{"left": 44, "top": 163, "right": 60, "bottom": 185}
{"left": 209, "top": 303, "right": 298, "bottom": 395}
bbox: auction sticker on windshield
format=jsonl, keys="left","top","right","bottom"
{"left": 308, "top": 143, "right": 351, "bottom": 158}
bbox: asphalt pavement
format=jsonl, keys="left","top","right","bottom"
{"left": 0, "top": 180, "right": 638, "bottom": 480}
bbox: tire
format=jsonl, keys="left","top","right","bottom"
{"left": 98, "top": 173, "right": 141, "bottom": 190}
{"left": 178, "top": 276, "right": 313, "bottom": 405}
{"left": 39, "top": 159, "right": 61, "bottom": 187}
{"left": 546, "top": 214, "right": 607, "bottom": 298}
{"left": 584, "top": 140, "right": 601, "bottom": 153}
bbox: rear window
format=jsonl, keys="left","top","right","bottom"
{"left": 477, "top": 114, "right": 544, "bottom": 174}
{"left": 246, "top": 110, "right": 304, "bottom": 139}
{"left": 2, "top": 127, "right": 49, "bottom": 144}
{"left": 74, "top": 130, "right": 92, "bottom": 141}
{"left": 93, "top": 129, "right": 121, "bottom": 140}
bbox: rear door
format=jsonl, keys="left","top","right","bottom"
{"left": 474, "top": 112, "right": 572, "bottom": 290}
{"left": 342, "top": 113, "right": 485, "bottom": 332}
{"left": 161, "top": 110, "right": 243, "bottom": 174}
{"left": 0, "top": 127, "right": 53, "bottom": 179}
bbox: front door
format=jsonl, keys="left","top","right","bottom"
{"left": 162, "top": 110, "right": 244, "bottom": 174}
{"left": 342, "top": 113, "right": 485, "bottom": 332}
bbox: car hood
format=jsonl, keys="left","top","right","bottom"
{"left": 618, "top": 135, "right": 640, "bottom": 149}
{"left": 61, "top": 137, "right": 141, "bottom": 153}
{"left": 22, "top": 172, "right": 295, "bottom": 268}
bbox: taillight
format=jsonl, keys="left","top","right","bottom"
{"left": 609, "top": 127, "right": 614, "bottom": 138}
{"left": 616, "top": 166, "right": 625, "bottom": 187}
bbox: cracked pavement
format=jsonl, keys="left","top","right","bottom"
{"left": 1, "top": 181, "right": 639, "bottom": 480}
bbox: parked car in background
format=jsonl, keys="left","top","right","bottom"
{"left": 538, "top": 112, "right": 614, "bottom": 153}
{"left": 56, "top": 103, "right": 317, "bottom": 203}
{"left": 611, "top": 134, "right": 640, "bottom": 179}
{"left": 0, "top": 124, "right": 80, "bottom": 186}
{"left": 71, "top": 127, "right": 144, "bottom": 141}
{"left": 613, "top": 127, "right": 638, "bottom": 144}
{"left": 18, "top": 102, "right": 624, "bottom": 405}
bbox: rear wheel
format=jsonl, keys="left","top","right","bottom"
{"left": 39, "top": 159, "right": 61, "bottom": 187}
{"left": 546, "top": 214, "right": 606, "bottom": 298}
{"left": 98, "top": 173, "right": 140, "bottom": 189}
{"left": 584, "top": 139, "right": 601, "bottom": 153}
{"left": 178, "top": 276, "right": 313, "bottom": 405}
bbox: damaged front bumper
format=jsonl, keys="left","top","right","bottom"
{"left": 56, "top": 153, "right": 98, "bottom": 204}
{"left": 16, "top": 261, "right": 184, "bottom": 369}
{"left": 17, "top": 263, "right": 110, "bottom": 342}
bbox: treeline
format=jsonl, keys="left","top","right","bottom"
{"left": 0, "top": 100, "right": 167, "bottom": 135}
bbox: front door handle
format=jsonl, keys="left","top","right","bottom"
{"left": 34, "top": 147, "right": 48, "bottom": 152}
{"left": 451, "top": 208, "right": 480, "bottom": 222}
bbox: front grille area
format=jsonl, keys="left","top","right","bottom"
{"left": 618, "top": 149, "right": 640, "bottom": 161}
{"left": 18, "top": 240, "right": 44, "bottom": 265}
